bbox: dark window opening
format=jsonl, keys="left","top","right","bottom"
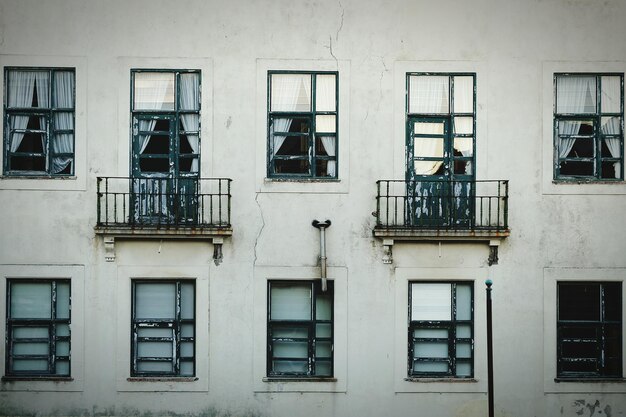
{"left": 557, "top": 282, "right": 622, "bottom": 378}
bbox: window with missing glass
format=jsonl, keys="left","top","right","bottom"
{"left": 5, "top": 280, "right": 71, "bottom": 377}
{"left": 408, "top": 282, "right": 473, "bottom": 378}
{"left": 554, "top": 74, "right": 624, "bottom": 181}
{"left": 267, "top": 280, "right": 333, "bottom": 378}
{"left": 131, "top": 280, "right": 195, "bottom": 377}
{"left": 267, "top": 71, "right": 338, "bottom": 179}
{"left": 131, "top": 70, "right": 200, "bottom": 177}
{"left": 557, "top": 282, "right": 622, "bottom": 379}
{"left": 3, "top": 68, "right": 75, "bottom": 176}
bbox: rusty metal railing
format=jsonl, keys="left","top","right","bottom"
{"left": 375, "top": 179, "right": 508, "bottom": 231}
{"left": 97, "top": 176, "right": 232, "bottom": 228}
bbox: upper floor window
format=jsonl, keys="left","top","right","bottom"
{"left": 554, "top": 74, "right": 623, "bottom": 181}
{"left": 408, "top": 282, "right": 473, "bottom": 378}
{"left": 406, "top": 73, "right": 475, "bottom": 179}
{"left": 267, "top": 71, "right": 338, "bottom": 179}
{"left": 557, "top": 281, "right": 622, "bottom": 379}
{"left": 131, "top": 70, "right": 200, "bottom": 177}
{"left": 5, "top": 279, "right": 71, "bottom": 377}
{"left": 267, "top": 280, "right": 333, "bottom": 378}
{"left": 3, "top": 68, "right": 75, "bottom": 176}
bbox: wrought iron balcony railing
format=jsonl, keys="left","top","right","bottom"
{"left": 96, "top": 177, "right": 232, "bottom": 229}
{"left": 374, "top": 179, "right": 509, "bottom": 232}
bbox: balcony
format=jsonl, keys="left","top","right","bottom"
{"left": 95, "top": 177, "right": 232, "bottom": 262}
{"left": 373, "top": 179, "right": 510, "bottom": 263}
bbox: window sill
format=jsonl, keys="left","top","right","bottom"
{"left": 263, "top": 377, "right": 338, "bottom": 383}
{"left": 264, "top": 177, "right": 340, "bottom": 183}
{"left": 2, "top": 175, "right": 76, "bottom": 180}
{"left": 404, "top": 377, "right": 478, "bottom": 383}
{"left": 554, "top": 378, "right": 626, "bottom": 383}
{"left": 2, "top": 376, "right": 74, "bottom": 382}
{"left": 127, "top": 377, "right": 198, "bottom": 382}
{"left": 552, "top": 179, "right": 623, "bottom": 185}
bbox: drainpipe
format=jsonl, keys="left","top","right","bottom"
{"left": 312, "top": 220, "right": 331, "bottom": 292}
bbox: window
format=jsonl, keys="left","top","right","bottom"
{"left": 5, "top": 280, "right": 71, "bottom": 376}
{"left": 405, "top": 73, "right": 476, "bottom": 227}
{"left": 554, "top": 74, "right": 623, "bottom": 181}
{"left": 408, "top": 282, "right": 473, "bottom": 378}
{"left": 130, "top": 70, "right": 200, "bottom": 223}
{"left": 557, "top": 282, "right": 622, "bottom": 378}
{"left": 131, "top": 70, "right": 200, "bottom": 176}
{"left": 131, "top": 280, "right": 195, "bottom": 377}
{"left": 267, "top": 71, "right": 338, "bottom": 179}
{"left": 3, "top": 68, "right": 75, "bottom": 176}
{"left": 267, "top": 280, "right": 333, "bottom": 377}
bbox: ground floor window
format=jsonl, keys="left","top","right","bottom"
{"left": 267, "top": 280, "right": 333, "bottom": 377}
{"left": 557, "top": 281, "right": 622, "bottom": 378}
{"left": 5, "top": 279, "right": 71, "bottom": 376}
{"left": 131, "top": 280, "right": 195, "bottom": 377}
{"left": 408, "top": 281, "right": 473, "bottom": 378}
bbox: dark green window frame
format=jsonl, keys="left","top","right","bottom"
{"left": 267, "top": 71, "right": 338, "bottom": 179}
{"left": 557, "top": 281, "right": 622, "bottom": 379}
{"left": 5, "top": 279, "right": 71, "bottom": 377}
{"left": 3, "top": 67, "right": 76, "bottom": 176}
{"left": 131, "top": 280, "right": 196, "bottom": 377}
{"left": 130, "top": 69, "right": 201, "bottom": 177}
{"left": 267, "top": 280, "right": 334, "bottom": 378}
{"left": 554, "top": 73, "right": 624, "bottom": 181}
{"left": 406, "top": 72, "right": 476, "bottom": 180}
{"left": 408, "top": 281, "right": 474, "bottom": 378}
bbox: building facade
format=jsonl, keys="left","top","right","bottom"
{"left": 0, "top": 1, "right": 625, "bottom": 416}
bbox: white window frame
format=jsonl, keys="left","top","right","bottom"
{"left": 543, "top": 267, "right": 626, "bottom": 394}
{"left": 115, "top": 266, "right": 209, "bottom": 392}
{"left": 394, "top": 267, "right": 487, "bottom": 393}
{"left": 0, "top": 264, "right": 84, "bottom": 392}
{"left": 253, "top": 266, "right": 347, "bottom": 393}
{"left": 255, "top": 59, "right": 350, "bottom": 194}
{"left": 542, "top": 61, "right": 626, "bottom": 195}
{"left": 0, "top": 54, "right": 87, "bottom": 191}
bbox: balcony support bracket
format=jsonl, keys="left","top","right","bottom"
{"left": 488, "top": 239, "right": 500, "bottom": 266}
{"left": 212, "top": 237, "right": 224, "bottom": 266}
{"left": 382, "top": 239, "right": 394, "bottom": 264}
{"left": 104, "top": 237, "right": 116, "bottom": 262}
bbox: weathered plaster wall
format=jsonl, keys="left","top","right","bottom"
{"left": 0, "top": 0, "right": 625, "bottom": 416}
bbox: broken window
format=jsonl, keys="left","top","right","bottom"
{"left": 267, "top": 280, "right": 333, "bottom": 377}
{"left": 131, "top": 280, "right": 195, "bottom": 377}
{"left": 557, "top": 282, "right": 622, "bottom": 378}
{"left": 267, "top": 72, "right": 338, "bottom": 178}
{"left": 408, "top": 282, "right": 473, "bottom": 378}
{"left": 554, "top": 74, "right": 623, "bottom": 180}
{"left": 5, "top": 280, "right": 71, "bottom": 376}
{"left": 3, "top": 68, "right": 75, "bottom": 176}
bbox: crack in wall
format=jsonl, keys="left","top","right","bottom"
{"left": 335, "top": 0, "right": 344, "bottom": 41}
{"left": 325, "top": 35, "right": 338, "bottom": 66}
{"left": 253, "top": 193, "right": 265, "bottom": 266}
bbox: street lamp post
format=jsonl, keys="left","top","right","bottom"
{"left": 486, "top": 279, "right": 494, "bottom": 417}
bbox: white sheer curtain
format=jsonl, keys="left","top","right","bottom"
{"left": 134, "top": 73, "right": 173, "bottom": 154}
{"left": 409, "top": 76, "right": 449, "bottom": 114}
{"left": 270, "top": 74, "right": 309, "bottom": 156}
{"left": 52, "top": 71, "right": 74, "bottom": 174}
{"left": 602, "top": 117, "right": 622, "bottom": 178}
{"left": 8, "top": 71, "right": 37, "bottom": 153}
{"left": 179, "top": 73, "right": 200, "bottom": 173}
{"left": 133, "top": 73, "right": 173, "bottom": 220}
{"left": 557, "top": 77, "right": 596, "bottom": 158}
{"left": 316, "top": 75, "right": 337, "bottom": 176}
{"left": 413, "top": 122, "right": 444, "bottom": 175}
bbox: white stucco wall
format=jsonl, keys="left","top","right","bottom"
{"left": 0, "top": 0, "right": 625, "bottom": 416}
